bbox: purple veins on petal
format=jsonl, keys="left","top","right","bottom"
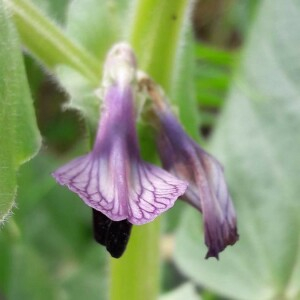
{"left": 128, "top": 162, "right": 187, "bottom": 225}
{"left": 52, "top": 43, "right": 187, "bottom": 225}
{"left": 156, "top": 108, "right": 239, "bottom": 259}
{"left": 52, "top": 151, "right": 187, "bottom": 225}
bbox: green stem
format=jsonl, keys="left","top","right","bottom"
{"left": 110, "top": 220, "right": 160, "bottom": 300}
{"left": 110, "top": 1, "right": 191, "bottom": 300}
{"left": 130, "top": 0, "right": 189, "bottom": 90}
{"left": 4, "top": 0, "right": 100, "bottom": 84}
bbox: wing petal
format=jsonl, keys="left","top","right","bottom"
{"left": 128, "top": 162, "right": 188, "bottom": 225}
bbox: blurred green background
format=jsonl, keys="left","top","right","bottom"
{"left": 2, "top": 0, "right": 300, "bottom": 299}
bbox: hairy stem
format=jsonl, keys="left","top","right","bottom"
{"left": 4, "top": 0, "right": 100, "bottom": 84}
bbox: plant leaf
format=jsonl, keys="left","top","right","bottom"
{"left": 30, "top": 0, "right": 70, "bottom": 24}
{"left": 174, "top": 0, "right": 300, "bottom": 299}
{"left": 159, "top": 283, "right": 200, "bottom": 300}
{"left": 0, "top": 0, "right": 41, "bottom": 225}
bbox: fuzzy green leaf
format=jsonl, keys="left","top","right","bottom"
{"left": 0, "top": 0, "right": 41, "bottom": 224}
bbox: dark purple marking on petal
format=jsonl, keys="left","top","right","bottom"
{"left": 105, "top": 218, "right": 132, "bottom": 258}
{"left": 92, "top": 209, "right": 112, "bottom": 246}
{"left": 92, "top": 209, "right": 132, "bottom": 258}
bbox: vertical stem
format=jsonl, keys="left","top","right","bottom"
{"left": 130, "top": 0, "right": 189, "bottom": 90}
{"left": 110, "top": 1, "right": 191, "bottom": 300}
{"left": 110, "top": 220, "right": 160, "bottom": 300}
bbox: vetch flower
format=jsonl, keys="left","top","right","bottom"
{"left": 139, "top": 76, "right": 239, "bottom": 259}
{"left": 52, "top": 43, "right": 187, "bottom": 227}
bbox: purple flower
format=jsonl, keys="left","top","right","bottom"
{"left": 155, "top": 106, "right": 239, "bottom": 259}
{"left": 52, "top": 43, "right": 187, "bottom": 225}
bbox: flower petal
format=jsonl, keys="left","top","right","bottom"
{"left": 154, "top": 108, "right": 238, "bottom": 258}
{"left": 52, "top": 154, "right": 187, "bottom": 225}
{"left": 105, "top": 218, "right": 132, "bottom": 258}
{"left": 52, "top": 153, "right": 129, "bottom": 221}
{"left": 128, "top": 163, "right": 188, "bottom": 224}
{"left": 199, "top": 151, "right": 238, "bottom": 259}
{"left": 92, "top": 209, "right": 132, "bottom": 258}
